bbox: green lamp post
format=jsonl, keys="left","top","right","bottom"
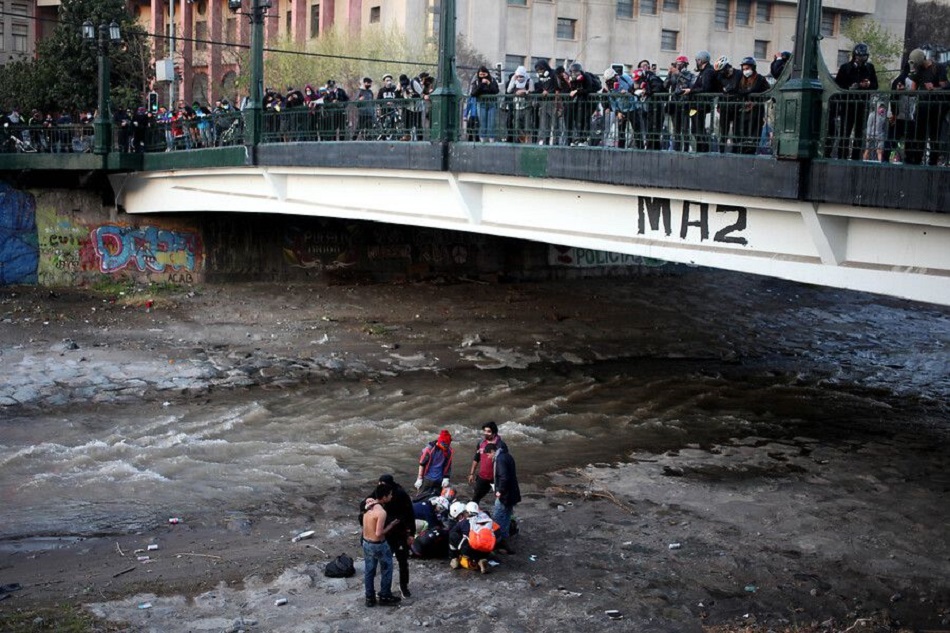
{"left": 229, "top": 0, "right": 270, "bottom": 147}
{"left": 430, "top": 0, "right": 459, "bottom": 142}
{"left": 775, "top": 0, "right": 824, "bottom": 159}
{"left": 83, "top": 19, "right": 121, "bottom": 156}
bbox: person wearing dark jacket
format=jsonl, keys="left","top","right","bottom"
{"left": 567, "top": 62, "right": 596, "bottom": 146}
{"left": 488, "top": 443, "right": 520, "bottom": 554}
{"left": 534, "top": 60, "right": 558, "bottom": 145}
{"left": 736, "top": 57, "right": 772, "bottom": 155}
{"left": 828, "top": 43, "right": 879, "bottom": 160}
{"left": 470, "top": 65, "right": 500, "bottom": 142}
{"left": 682, "top": 50, "right": 716, "bottom": 152}
{"left": 377, "top": 474, "right": 416, "bottom": 598}
{"left": 713, "top": 56, "right": 741, "bottom": 152}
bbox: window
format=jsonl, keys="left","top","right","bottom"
{"left": 837, "top": 49, "right": 850, "bottom": 67}
{"left": 754, "top": 39, "right": 769, "bottom": 60}
{"left": 617, "top": 0, "right": 632, "bottom": 19}
{"left": 0, "top": 22, "right": 4, "bottom": 51}
{"left": 226, "top": 17, "right": 237, "bottom": 41}
{"left": 663, "top": 0, "right": 679, "bottom": 10}
{"left": 195, "top": 22, "right": 207, "bottom": 50}
{"left": 736, "top": 0, "right": 751, "bottom": 25}
{"left": 505, "top": 54, "right": 524, "bottom": 74}
{"left": 839, "top": 13, "right": 852, "bottom": 33}
{"left": 426, "top": 0, "right": 440, "bottom": 41}
{"left": 820, "top": 12, "right": 835, "bottom": 37}
{"left": 508, "top": 0, "right": 527, "bottom": 5}
{"left": 640, "top": 0, "right": 657, "bottom": 15}
{"left": 756, "top": 0, "right": 771, "bottom": 23}
{"left": 12, "top": 23, "right": 27, "bottom": 52}
{"left": 369, "top": 6, "right": 380, "bottom": 23}
{"left": 660, "top": 29, "right": 678, "bottom": 51}
{"left": 286, "top": 10, "right": 291, "bottom": 34}
{"left": 310, "top": 3, "right": 320, "bottom": 37}
{"left": 715, "top": 0, "right": 729, "bottom": 29}
{"left": 556, "top": 18, "right": 575, "bottom": 40}
{"left": 9, "top": 1, "right": 27, "bottom": 15}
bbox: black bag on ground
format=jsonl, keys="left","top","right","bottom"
{"left": 324, "top": 553, "right": 355, "bottom": 578}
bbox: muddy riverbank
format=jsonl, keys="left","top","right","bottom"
{"left": 1, "top": 271, "right": 948, "bottom": 632}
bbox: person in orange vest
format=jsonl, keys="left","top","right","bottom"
{"left": 414, "top": 429, "right": 453, "bottom": 501}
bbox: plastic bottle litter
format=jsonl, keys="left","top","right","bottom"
{"left": 605, "top": 610, "right": 624, "bottom": 620}
{"left": 744, "top": 584, "right": 757, "bottom": 593}
{"left": 291, "top": 530, "right": 315, "bottom": 543}
{"left": 668, "top": 543, "right": 682, "bottom": 550}
{"left": 168, "top": 517, "right": 181, "bottom": 524}
{"left": 147, "top": 544, "right": 159, "bottom": 551}
{"left": 138, "top": 602, "right": 152, "bottom": 609}
{"left": 274, "top": 598, "right": 288, "bottom": 606}
{"left": 136, "top": 555, "right": 151, "bottom": 562}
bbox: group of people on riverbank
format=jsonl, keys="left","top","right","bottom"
{"left": 359, "top": 421, "right": 521, "bottom": 607}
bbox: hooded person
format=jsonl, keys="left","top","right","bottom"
{"left": 414, "top": 429, "right": 454, "bottom": 501}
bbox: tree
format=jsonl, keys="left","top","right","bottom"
{"left": 0, "top": 0, "right": 150, "bottom": 115}
{"left": 841, "top": 16, "right": 904, "bottom": 77}
{"left": 905, "top": 1, "right": 950, "bottom": 54}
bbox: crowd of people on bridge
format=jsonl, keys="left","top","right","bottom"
{"left": 3, "top": 44, "right": 948, "bottom": 164}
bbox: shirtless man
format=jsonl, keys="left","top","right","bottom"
{"left": 362, "top": 483, "right": 402, "bottom": 607}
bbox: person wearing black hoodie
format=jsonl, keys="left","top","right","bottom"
{"left": 469, "top": 65, "right": 500, "bottom": 142}
{"left": 376, "top": 474, "right": 416, "bottom": 598}
{"left": 534, "top": 60, "right": 558, "bottom": 145}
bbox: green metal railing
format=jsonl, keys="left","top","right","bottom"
{"left": 260, "top": 99, "right": 434, "bottom": 143}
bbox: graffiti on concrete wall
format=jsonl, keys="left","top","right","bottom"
{"left": 0, "top": 183, "right": 39, "bottom": 284}
{"left": 283, "top": 224, "right": 355, "bottom": 269}
{"left": 36, "top": 204, "right": 97, "bottom": 286}
{"left": 92, "top": 224, "right": 203, "bottom": 277}
{"left": 549, "top": 245, "right": 667, "bottom": 268}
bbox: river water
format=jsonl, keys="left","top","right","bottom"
{"left": 1, "top": 278, "right": 949, "bottom": 546}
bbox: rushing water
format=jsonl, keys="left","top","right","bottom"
{"left": 0, "top": 278, "right": 950, "bottom": 541}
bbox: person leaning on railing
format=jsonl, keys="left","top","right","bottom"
{"left": 827, "top": 43, "right": 879, "bottom": 161}
{"left": 904, "top": 48, "right": 949, "bottom": 166}
{"left": 735, "top": 57, "right": 771, "bottom": 156}
{"left": 713, "top": 57, "right": 742, "bottom": 153}
{"left": 680, "top": 51, "right": 716, "bottom": 153}
{"left": 470, "top": 66, "right": 500, "bottom": 143}
{"left": 664, "top": 56, "right": 695, "bottom": 152}
{"left": 533, "top": 60, "right": 558, "bottom": 146}
{"left": 505, "top": 66, "right": 535, "bottom": 144}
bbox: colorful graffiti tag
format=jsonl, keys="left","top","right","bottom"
{"left": 92, "top": 224, "right": 203, "bottom": 274}
{"left": 0, "top": 183, "right": 39, "bottom": 284}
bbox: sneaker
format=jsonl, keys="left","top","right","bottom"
{"left": 378, "top": 594, "right": 402, "bottom": 606}
{"left": 449, "top": 557, "right": 460, "bottom": 569}
{"left": 400, "top": 586, "right": 411, "bottom": 599}
{"left": 478, "top": 559, "right": 490, "bottom": 574}
{"left": 365, "top": 597, "right": 377, "bottom": 607}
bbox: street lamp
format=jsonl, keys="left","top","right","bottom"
{"left": 228, "top": 0, "right": 271, "bottom": 146}
{"left": 83, "top": 19, "right": 121, "bottom": 155}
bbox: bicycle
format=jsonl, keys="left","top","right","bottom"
{"left": 4, "top": 123, "right": 37, "bottom": 153}
{"left": 374, "top": 107, "right": 402, "bottom": 141}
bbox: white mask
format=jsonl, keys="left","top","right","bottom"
{"left": 743, "top": 69, "right": 754, "bottom": 78}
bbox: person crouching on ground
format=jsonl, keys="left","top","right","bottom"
{"left": 361, "top": 482, "right": 402, "bottom": 607}
{"left": 448, "top": 501, "right": 500, "bottom": 574}
{"left": 414, "top": 429, "right": 453, "bottom": 501}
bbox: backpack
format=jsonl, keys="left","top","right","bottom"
{"left": 324, "top": 553, "right": 355, "bottom": 578}
{"left": 467, "top": 514, "right": 497, "bottom": 553}
{"left": 585, "top": 71, "right": 603, "bottom": 93}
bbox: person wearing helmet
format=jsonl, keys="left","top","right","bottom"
{"left": 770, "top": 50, "right": 791, "bottom": 81}
{"left": 664, "top": 55, "right": 695, "bottom": 151}
{"left": 680, "top": 50, "right": 716, "bottom": 152}
{"left": 412, "top": 493, "right": 449, "bottom": 531}
{"left": 828, "top": 43, "right": 879, "bottom": 160}
{"left": 904, "top": 48, "right": 949, "bottom": 165}
{"left": 448, "top": 501, "right": 499, "bottom": 574}
{"left": 714, "top": 56, "right": 742, "bottom": 152}
{"left": 736, "top": 57, "right": 771, "bottom": 155}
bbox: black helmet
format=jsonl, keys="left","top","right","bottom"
{"left": 569, "top": 62, "right": 583, "bottom": 74}
{"left": 741, "top": 56, "right": 757, "bottom": 70}
{"left": 853, "top": 43, "right": 869, "bottom": 60}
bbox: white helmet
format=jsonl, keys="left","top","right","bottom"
{"left": 449, "top": 501, "right": 466, "bottom": 519}
{"left": 464, "top": 501, "right": 480, "bottom": 516}
{"left": 430, "top": 496, "right": 450, "bottom": 512}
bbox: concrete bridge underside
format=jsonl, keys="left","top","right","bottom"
{"left": 111, "top": 166, "right": 950, "bottom": 306}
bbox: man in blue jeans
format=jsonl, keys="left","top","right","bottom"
{"left": 361, "top": 482, "right": 402, "bottom": 607}
{"left": 488, "top": 443, "right": 521, "bottom": 555}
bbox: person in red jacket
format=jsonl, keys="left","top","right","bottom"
{"left": 414, "top": 429, "right": 453, "bottom": 501}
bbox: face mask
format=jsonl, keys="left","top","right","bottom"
{"left": 743, "top": 69, "right": 753, "bottom": 78}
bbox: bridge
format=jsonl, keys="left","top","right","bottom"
{"left": 0, "top": 1, "right": 948, "bottom": 306}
